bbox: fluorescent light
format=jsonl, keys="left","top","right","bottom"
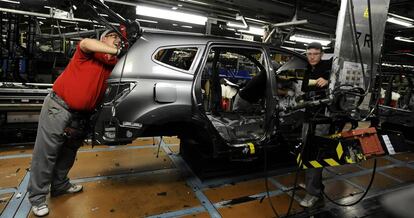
{"left": 136, "top": 19, "right": 158, "bottom": 24}
{"left": 171, "top": 7, "right": 178, "bottom": 10}
{"left": 289, "top": 35, "right": 331, "bottom": 46}
{"left": 172, "top": 23, "right": 178, "bottom": 26}
{"left": 387, "top": 17, "right": 413, "bottom": 27}
{"left": 387, "top": 13, "right": 413, "bottom": 27}
{"left": 227, "top": 21, "right": 247, "bottom": 29}
{"left": 178, "top": 0, "right": 209, "bottom": 6}
{"left": 74, "top": 27, "right": 88, "bottom": 31}
{"left": 226, "top": 24, "right": 265, "bottom": 36}
{"left": 281, "top": 46, "right": 306, "bottom": 52}
{"left": 51, "top": 25, "right": 66, "bottom": 29}
{"left": 238, "top": 26, "right": 265, "bottom": 36}
{"left": 395, "top": 36, "right": 414, "bottom": 43}
{"left": 0, "top": 0, "right": 20, "bottom": 4}
{"left": 181, "top": 25, "right": 193, "bottom": 28}
{"left": 99, "top": 13, "right": 109, "bottom": 17}
{"left": 136, "top": 5, "right": 207, "bottom": 25}
{"left": 382, "top": 62, "right": 414, "bottom": 69}
{"left": 388, "top": 13, "right": 414, "bottom": 22}
{"left": 61, "top": 20, "right": 78, "bottom": 24}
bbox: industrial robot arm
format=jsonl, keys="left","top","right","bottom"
{"left": 42, "top": 0, "right": 142, "bottom": 45}
{"left": 80, "top": 0, "right": 142, "bottom": 45}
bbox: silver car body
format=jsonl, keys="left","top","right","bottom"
{"left": 95, "top": 30, "right": 306, "bottom": 154}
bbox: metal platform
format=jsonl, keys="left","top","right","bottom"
{"left": 0, "top": 137, "right": 413, "bottom": 218}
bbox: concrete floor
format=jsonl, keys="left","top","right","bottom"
{"left": 0, "top": 137, "right": 414, "bottom": 217}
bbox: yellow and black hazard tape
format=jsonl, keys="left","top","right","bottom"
{"left": 296, "top": 141, "right": 366, "bottom": 169}
{"left": 247, "top": 142, "right": 255, "bottom": 154}
{"left": 297, "top": 153, "right": 341, "bottom": 169}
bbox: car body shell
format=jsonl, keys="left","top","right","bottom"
{"left": 94, "top": 30, "right": 307, "bottom": 154}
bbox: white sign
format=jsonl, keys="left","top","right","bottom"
{"left": 242, "top": 34, "right": 254, "bottom": 41}
{"left": 50, "top": 8, "right": 73, "bottom": 20}
{"left": 382, "top": 135, "right": 396, "bottom": 155}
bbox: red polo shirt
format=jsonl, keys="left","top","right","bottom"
{"left": 53, "top": 44, "right": 118, "bottom": 111}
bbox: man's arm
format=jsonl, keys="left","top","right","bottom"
{"left": 315, "top": 77, "right": 328, "bottom": 87}
{"left": 308, "top": 78, "right": 328, "bottom": 87}
{"left": 316, "top": 59, "right": 332, "bottom": 88}
{"left": 79, "top": 38, "right": 118, "bottom": 55}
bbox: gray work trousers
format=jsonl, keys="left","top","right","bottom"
{"left": 27, "top": 94, "right": 83, "bottom": 206}
{"left": 302, "top": 122, "right": 330, "bottom": 196}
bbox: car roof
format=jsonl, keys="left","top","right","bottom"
{"left": 134, "top": 28, "right": 305, "bottom": 61}
{"left": 142, "top": 28, "right": 269, "bottom": 47}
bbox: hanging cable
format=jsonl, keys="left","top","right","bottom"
{"left": 109, "top": 49, "right": 129, "bottom": 123}
{"left": 84, "top": 0, "right": 129, "bottom": 44}
{"left": 285, "top": 142, "right": 304, "bottom": 217}
{"left": 360, "top": 0, "right": 383, "bottom": 121}
{"left": 367, "top": 0, "right": 374, "bottom": 92}
{"left": 331, "top": 0, "right": 379, "bottom": 118}
{"left": 323, "top": 158, "right": 377, "bottom": 206}
{"left": 156, "top": 136, "right": 163, "bottom": 158}
{"left": 264, "top": 153, "right": 280, "bottom": 217}
{"left": 285, "top": 107, "right": 323, "bottom": 217}
{"left": 79, "top": 0, "right": 137, "bottom": 124}
{"left": 264, "top": 81, "right": 281, "bottom": 218}
{"left": 329, "top": 0, "right": 371, "bottom": 114}
{"left": 348, "top": 0, "right": 368, "bottom": 93}
{"left": 319, "top": 0, "right": 378, "bottom": 208}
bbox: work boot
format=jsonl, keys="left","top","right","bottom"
{"left": 299, "top": 193, "right": 322, "bottom": 207}
{"left": 32, "top": 203, "right": 49, "bottom": 217}
{"left": 51, "top": 183, "right": 83, "bottom": 197}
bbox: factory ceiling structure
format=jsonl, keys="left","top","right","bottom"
{"left": 1, "top": 0, "right": 413, "bottom": 67}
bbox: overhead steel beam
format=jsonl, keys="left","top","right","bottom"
{"left": 264, "top": 19, "right": 309, "bottom": 43}
{"left": 226, "top": 0, "right": 337, "bottom": 29}
{"left": 0, "top": 7, "right": 98, "bottom": 24}
{"left": 105, "top": 0, "right": 337, "bottom": 31}
{"left": 105, "top": 0, "right": 239, "bottom": 16}
{"left": 272, "top": 19, "right": 308, "bottom": 27}
{"left": 104, "top": 0, "right": 269, "bottom": 26}
{"left": 37, "top": 29, "right": 104, "bottom": 39}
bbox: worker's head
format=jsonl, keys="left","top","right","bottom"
{"left": 100, "top": 29, "right": 121, "bottom": 49}
{"left": 306, "top": 42, "right": 323, "bottom": 67}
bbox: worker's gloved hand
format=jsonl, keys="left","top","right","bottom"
{"left": 116, "top": 43, "right": 128, "bottom": 58}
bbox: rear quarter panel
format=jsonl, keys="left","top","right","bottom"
{"left": 108, "top": 33, "right": 206, "bottom": 125}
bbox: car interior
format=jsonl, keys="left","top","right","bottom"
{"left": 199, "top": 47, "right": 307, "bottom": 144}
